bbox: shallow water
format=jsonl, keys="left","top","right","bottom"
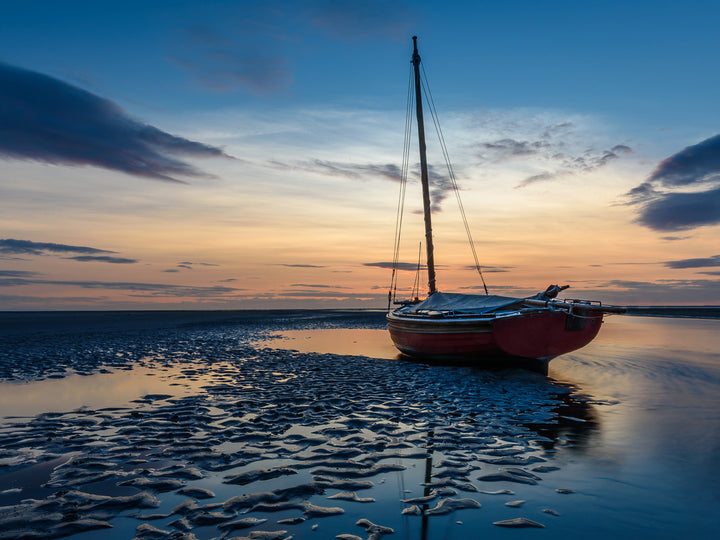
{"left": 0, "top": 310, "right": 718, "bottom": 539}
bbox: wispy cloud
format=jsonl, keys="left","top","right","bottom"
{"left": 471, "top": 117, "right": 633, "bottom": 188}
{"left": 0, "top": 270, "right": 39, "bottom": 277}
{"left": 0, "top": 276, "right": 243, "bottom": 298}
{"left": 169, "top": 1, "right": 412, "bottom": 95}
{"left": 0, "top": 239, "right": 111, "bottom": 256}
{"left": 664, "top": 255, "right": 720, "bottom": 269}
{"left": 279, "top": 264, "right": 326, "bottom": 268}
{"left": 0, "top": 62, "right": 230, "bottom": 182}
{"left": 290, "top": 283, "right": 348, "bottom": 289}
{"left": 462, "top": 265, "right": 513, "bottom": 273}
{"left": 66, "top": 256, "right": 138, "bottom": 264}
{"left": 364, "top": 261, "right": 418, "bottom": 271}
{"left": 275, "top": 289, "right": 379, "bottom": 299}
{"left": 171, "top": 26, "right": 292, "bottom": 95}
{"left": 169, "top": 261, "right": 220, "bottom": 271}
{"left": 624, "top": 134, "right": 720, "bottom": 231}
{"left": 271, "top": 159, "right": 458, "bottom": 210}
{"left": 307, "top": 0, "right": 413, "bottom": 40}
{"left": 179, "top": 261, "right": 219, "bottom": 267}
{"left": 271, "top": 159, "right": 402, "bottom": 182}
{"left": 598, "top": 278, "right": 720, "bottom": 298}
{"left": 0, "top": 239, "right": 137, "bottom": 264}
{"left": 513, "top": 142, "right": 632, "bottom": 188}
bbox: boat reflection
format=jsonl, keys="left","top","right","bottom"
{"left": 421, "top": 430, "right": 434, "bottom": 540}
{"left": 411, "top": 386, "right": 598, "bottom": 540}
{"left": 523, "top": 384, "right": 599, "bottom": 451}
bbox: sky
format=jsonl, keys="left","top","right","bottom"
{"left": 1, "top": 0, "right": 719, "bottom": 310}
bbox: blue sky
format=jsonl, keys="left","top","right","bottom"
{"left": 1, "top": 0, "right": 719, "bottom": 309}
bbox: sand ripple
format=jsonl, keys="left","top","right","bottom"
{"left": 0, "top": 313, "right": 591, "bottom": 538}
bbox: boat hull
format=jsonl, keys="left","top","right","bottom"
{"left": 387, "top": 309, "right": 603, "bottom": 362}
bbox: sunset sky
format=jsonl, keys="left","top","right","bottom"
{"left": 1, "top": 0, "right": 719, "bottom": 310}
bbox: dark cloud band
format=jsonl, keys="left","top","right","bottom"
{"left": 627, "top": 134, "right": 720, "bottom": 231}
{"left": 0, "top": 238, "right": 112, "bottom": 256}
{"left": 0, "top": 62, "right": 230, "bottom": 182}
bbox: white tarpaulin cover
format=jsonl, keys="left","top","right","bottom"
{"left": 395, "top": 292, "right": 522, "bottom": 315}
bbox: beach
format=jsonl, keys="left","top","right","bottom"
{"left": 0, "top": 310, "right": 718, "bottom": 539}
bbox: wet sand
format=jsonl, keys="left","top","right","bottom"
{"left": 0, "top": 310, "right": 718, "bottom": 539}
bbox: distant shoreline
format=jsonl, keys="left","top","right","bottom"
{"left": 622, "top": 306, "right": 720, "bottom": 319}
{"left": 0, "top": 306, "right": 719, "bottom": 319}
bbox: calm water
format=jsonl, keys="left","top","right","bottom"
{"left": 0, "top": 310, "right": 718, "bottom": 539}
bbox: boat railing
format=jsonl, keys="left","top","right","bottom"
{"left": 522, "top": 298, "right": 626, "bottom": 314}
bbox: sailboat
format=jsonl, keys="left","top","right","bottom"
{"left": 386, "top": 37, "right": 624, "bottom": 367}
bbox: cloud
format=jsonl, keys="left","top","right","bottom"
{"left": 481, "top": 138, "right": 550, "bottom": 157}
{"left": 0, "top": 239, "right": 138, "bottom": 264}
{"left": 171, "top": 261, "right": 220, "bottom": 271}
{"left": 0, "top": 276, "right": 243, "bottom": 298}
{"left": 66, "top": 256, "right": 138, "bottom": 264}
{"left": 625, "top": 134, "right": 720, "bottom": 231}
{"left": 364, "top": 261, "right": 418, "bottom": 271}
{"left": 306, "top": 0, "right": 413, "bottom": 40}
{"left": 179, "top": 261, "right": 219, "bottom": 267}
{"left": 279, "top": 264, "right": 326, "bottom": 268}
{"left": 0, "top": 270, "right": 39, "bottom": 277}
{"left": 634, "top": 185, "right": 720, "bottom": 231}
{"left": 664, "top": 255, "right": 720, "bottom": 269}
{"left": 276, "top": 289, "right": 379, "bottom": 299}
{"left": 475, "top": 126, "right": 632, "bottom": 189}
{"left": 0, "top": 239, "right": 112, "bottom": 256}
{"left": 270, "top": 159, "right": 401, "bottom": 182}
{"left": 612, "top": 144, "right": 633, "bottom": 154}
{"left": 290, "top": 283, "right": 347, "bottom": 288}
{"left": 462, "top": 265, "right": 513, "bottom": 273}
{"left": 647, "top": 134, "right": 720, "bottom": 187}
{"left": 515, "top": 145, "right": 631, "bottom": 188}
{"left": 599, "top": 278, "right": 720, "bottom": 298}
{"left": 271, "top": 158, "right": 457, "bottom": 210}
{"left": 171, "top": 34, "right": 292, "bottom": 95}
{"left": 0, "top": 62, "right": 230, "bottom": 182}
{"left": 170, "top": 1, "right": 413, "bottom": 94}
{"left": 661, "top": 235, "right": 692, "bottom": 241}
{"left": 516, "top": 172, "right": 555, "bottom": 188}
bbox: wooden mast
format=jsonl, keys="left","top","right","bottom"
{"left": 412, "top": 36, "right": 437, "bottom": 296}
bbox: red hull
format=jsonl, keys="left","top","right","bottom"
{"left": 387, "top": 309, "right": 603, "bottom": 361}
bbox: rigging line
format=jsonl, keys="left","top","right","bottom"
{"left": 420, "top": 63, "right": 489, "bottom": 295}
{"left": 411, "top": 241, "right": 422, "bottom": 300}
{"left": 391, "top": 69, "right": 411, "bottom": 278}
{"left": 390, "top": 65, "right": 415, "bottom": 304}
{"left": 395, "top": 68, "right": 413, "bottom": 277}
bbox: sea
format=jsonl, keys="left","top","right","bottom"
{"left": 0, "top": 309, "right": 718, "bottom": 539}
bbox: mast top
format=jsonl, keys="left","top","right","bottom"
{"left": 412, "top": 36, "right": 420, "bottom": 64}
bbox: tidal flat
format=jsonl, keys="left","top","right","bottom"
{"left": 0, "top": 310, "right": 718, "bottom": 539}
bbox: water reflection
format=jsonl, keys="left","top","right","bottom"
{"left": 0, "top": 363, "right": 215, "bottom": 420}
{"left": 261, "top": 328, "right": 400, "bottom": 360}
